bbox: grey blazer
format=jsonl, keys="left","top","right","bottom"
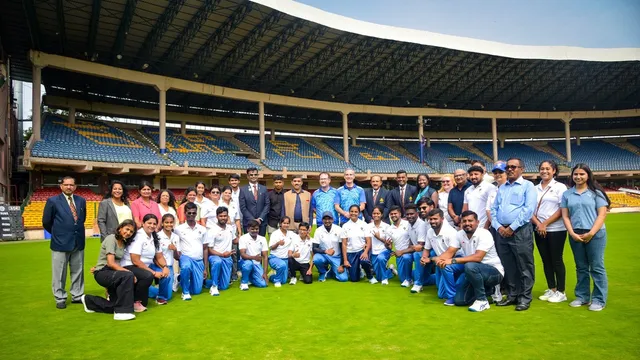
{"left": 97, "top": 199, "right": 129, "bottom": 242}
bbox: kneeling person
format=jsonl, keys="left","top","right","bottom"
{"left": 238, "top": 220, "right": 269, "bottom": 290}
{"left": 312, "top": 212, "right": 348, "bottom": 282}
{"left": 206, "top": 207, "right": 236, "bottom": 296}
{"left": 288, "top": 222, "right": 314, "bottom": 285}
{"left": 341, "top": 205, "right": 373, "bottom": 282}
{"left": 176, "top": 203, "right": 209, "bottom": 301}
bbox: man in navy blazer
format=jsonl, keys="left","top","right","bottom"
{"left": 364, "top": 175, "right": 390, "bottom": 223}
{"left": 239, "top": 167, "right": 270, "bottom": 236}
{"left": 387, "top": 170, "right": 417, "bottom": 217}
{"left": 42, "top": 176, "right": 87, "bottom": 309}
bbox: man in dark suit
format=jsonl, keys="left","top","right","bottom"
{"left": 387, "top": 170, "right": 417, "bottom": 217}
{"left": 42, "top": 176, "right": 87, "bottom": 309}
{"left": 364, "top": 175, "right": 389, "bottom": 223}
{"left": 239, "top": 167, "right": 270, "bottom": 236}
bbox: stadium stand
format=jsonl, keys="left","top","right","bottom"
{"left": 23, "top": 187, "right": 101, "bottom": 229}
{"left": 608, "top": 193, "right": 640, "bottom": 208}
{"left": 475, "top": 143, "right": 563, "bottom": 169}
{"left": 235, "top": 135, "right": 347, "bottom": 172}
{"left": 400, "top": 142, "right": 479, "bottom": 173}
{"left": 31, "top": 115, "right": 170, "bottom": 165}
{"left": 144, "top": 129, "right": 257, "bottom": 169}
{"left": 549, "top": 140, "right": 640, "bottom": 171}
{"left": 324, "top": 139, "right": 433, "bottom": 174}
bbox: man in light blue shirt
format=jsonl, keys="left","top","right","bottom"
{"left": 490, "top": 158, "right": 537, "bottom": 311}
{"left": 310, "top": 172, "right": 339, "bottom": 227}
{"left": 334, "top": 168, "right": 366, "bottom": 225}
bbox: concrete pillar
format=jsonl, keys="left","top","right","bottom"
{"left": 270, "top": 129, "right": 275, "bottom": 141}
{"left": 69, "top": 107, "right": 76, "bottom": 124}
{"left": 418, "top": 115, "right": 424, "bottom": 142}
{"left": 576, "top": 135, "right": 581, "bottom": 146}
{"left": 563, "top": 118, "right": 572, "bottom": 162}
{"left": 426, "top": 138, "right": 431, "bottom": 148}
{"left": 181, "top": 121, "right": 186, "bottom": 135}
{"left": 159, "top": 89, "right": 167, "bottom": 154}
{"left": 259, "top": 101, "right": 265, "bottom": 161}
{"left": 500, "top": 137, "right": 505, "bottom": 149}
{"left": 491, "top": 117, "right": 498, "bottom": 162}
{"left": 32, "top": 65, "right": 42, "bottom": 141}
{"left": 351, "top": 134, "right": 357, "bottom": 146}
{"left": 342, "top": 111, "right": 349, "bottom": 163}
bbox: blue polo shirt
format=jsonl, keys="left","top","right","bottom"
{"left": 561, "top": 187, "right": 608, "bottom": 232}
{"left": 334, "top": 184, "right": 366, "bottom": 225}
{"left": 448, "top": 182, "right": 471, "bottom": 217}
{"left": 310, "top": 187, "right": 339, "bottom": 226}
{"left": 490, "top": 176, "right": 537, "bottom": 231}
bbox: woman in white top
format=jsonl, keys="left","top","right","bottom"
{"left": 532, "top": 160, "right": 569, "bottom": 303}
{"left": 288, "top": 222, "right": 314, "bottom": 285}
{"left": 368, "top": 206, "right": 393, "bottom": 285}
{"left": 201, "top": 185, "right": 222, "bottom": 229}
{"left": 268, "top": 216, "right": 296, "bottom": 287}
{"left": 148, "top": 213, "right": 180, "bottom": 305}
{"left": 220, "top": 186, "right": 242, "bottom": 240}
{"left": 97, "top": 180, "right": 133, "bottom": 242}
{"left": 121, "top": 214, "right": 169, "bottom": 312}
{"left": 194, "top": 181, "right": 214, "bottom": 209}
{"left": 341, "top": 205, "right": 373, "bottom": 282}
{"left": 156, "top": 189, "right": 178, "bottom": 218}
{"left": 438, "top": 175, "right": 455, "bottom": 228}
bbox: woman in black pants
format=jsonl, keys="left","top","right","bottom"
{"left": 531, "top": 160, "right": 568, "bottom": 303}
{"left": 81, "top": 220, "right": 138, "bottom": 320}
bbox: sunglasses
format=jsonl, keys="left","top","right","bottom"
{"left": 211, "top": 191, "right": 220, "bottom": 194}
{"left": 506, "top": 165, "right": 521, "bottom": 170}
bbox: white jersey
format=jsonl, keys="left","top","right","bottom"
{"left": 219, "top": 200, "right": 241, "bottom": 235}
{"left": 387, "top": 220, "right": 412, "bottom": 252}
{"left": 464, "top": 182, "right": 496, "bottom": 226}
{"left": 340, "top": 219, "right": 369, "bottom": 253}
{"left": 206, "top": 222, "right": 235, "bottom": 254}
{"left": 269, "top": 229, "right": 296, "bottom": 258}
{"left": 157, "top": 230, "right": 179, "bottom": 267}
{"left": 239, "top": 233, "right": 268, "bottom": 264}
{"left": 424, "top": 222, "right": 459, "bottom": 256}
{"left": 535, "top": 180, "right": 567, "bottom": 232}
{"left": 200, "top": 201, "right": 221, "bottom": 229}
{"left": 313, "top": 224, "right": 343, "bottom": 256}
{"left": 121, "top": 229, "right": 160, "bottom": 267}
{"left": 452, "top": 228, "right": 504, "bottom": 276}
{"left": 367, "top": 221, "right": 390, "bottom": 255}
{"left": 291, "top": 235, "right": 313, "bottom": 264}
{"left": 408, "top": 218, "right": 427, "bottom": 245}
{"left": 175, "top": 222, "right": 207, "bottom": 260}
{"left": 438, "top": 191, "right": 455, "bottom": 227}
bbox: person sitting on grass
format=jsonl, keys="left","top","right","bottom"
{"left": 81, "top": 220, "right": 138, "bottom": 321}
{"left": 288, "top": 222, "right": 314, "bottom": 285}
{"left": 238, "top": 220, "right": 269, "bottom": 290}
{"left": 121, "top": 214, "right": 169, "bottom": 312}
{"left": 312, "top": 212, "right": 348, "bottom": 282}
{"left": 341, "top": 205, "right": 374, "bottom": 283}
{"left": 368, "top": 206, "right": 394, "bottom": 285}
{"left": 175, "top": 202, "right": 209, "bottom": 301}
{"left": 206, "top": 206, "right": 236, "bottom": 296}
{"left": 436, "top": 211, "right": 504, "bottom": 312}
{"left": 148, "top": 214, "right": 180, "bottom": 305}
{"left": 268, "top": 216, "right": 296, "bottom": 287}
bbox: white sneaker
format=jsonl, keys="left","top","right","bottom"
{"left": 172, "top": 273, "right": 179, "bottom": 292}
{"left": 389, "top": 264, "right": 398, "bottom": 276}
{"left": 410, "top": 284, "right": 423, "bottom": 293}
{"left": 274, "top": 282, "right": 282, "bottom": 288}
{"left": 400, "top": 280, "right": 410, "bottom": 287}
{"left": 209, "top": 286, "right": 219, "bottom": 296}
{"left": 539, "top": 289, "right": 555, "bottom": 301}
{"left": 369, "top": 277, "right": 379, "bottom": 284}
{"left": 80, "top": 295, "right": 94, "bottom": 313}
{"left": 588, "top": 303, "right": 604, "bottom": 311}
{"left": 360, "top": 267, "right": 366, "bottom": 279}
{"left": 240, "top": 283, "right": 249, "bottom": 291}
{"left": 181, "top": 293, "right": 192, "bottom": 301}
{"left": 569, "top": 299, "right": 588, "bottom": 307}
{"left": 548, "top": 291, "right": 567, "bottom": 303}
{"left": 113, "top": 313, "right": 136, "bottom": 321}
{"left": 381, "top": 279, "right": 389, "bottom": 285}
{"left": 492, "top": 285, "right": 503, "bottom": 303}
{"left": 468, "top": 300, "right": 490, "bottom": 312}
{"left": 289, "top": 277, "right": 297, "bottom": 285}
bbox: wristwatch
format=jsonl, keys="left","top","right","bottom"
{"left": 451, "top": 259, "right": 457, "bottom": 264}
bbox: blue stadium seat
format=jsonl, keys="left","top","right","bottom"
{"left": 400, "top": 142, "right": 484, "bottom": 174}
{"left": 325, "top": 140, "right": 434, "bottom": 173}
{"left": 549, "top": 140, "right": 640, "bottom": 171}
{"left": 475, "top": 143, "right": 562, "bottom": 170}
{"left": 31, "top": 115, "right": 170, "bottom": 165}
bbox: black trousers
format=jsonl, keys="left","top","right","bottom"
{"left": 124, "top": 265, "right": 154, "bottom": 306}
{"left": 288, "top": 258, "right": 312, "bottom": 284}
{"left": 84, "top": 268, "right": 135, "bottom": 314}
{"left": 495, "top": 222, "right": 535, "bottom": 305}
{"left": 534, "top": 230, "right": 567, "bottom": 292}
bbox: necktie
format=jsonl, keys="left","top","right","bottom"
{"left": 253, "top": 185, "right": 258, "bottom": 200}
{"left": 68, "top": 195, "right": 78, "bottom": 222}
{"left": 400, "top": 187, "right": 405, "bottom": 208}
{"left": 373, "top": 190, "right": 378, "bottom": 203}
{"left": 294, "top": 192, "right": 302, "bottom": 222}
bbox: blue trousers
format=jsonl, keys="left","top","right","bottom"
{"left": 313, "top": 254, "right": 348, "bottom": 282}
{"left": 454, "top": 262, "right": 503, "bottom": 306}
{"left": 240, "top": 259, "right": 267, "bottom": 287}
{"left": 148, "top": 264, "right": 174, "bottom": 301}
{"left": 346, "top": 250, "right": 373, "bottom": 282}
{"left": 396, "top": 253, "right": 414, "bottom": 283}
{"left": 179, "top": 255, "right": 204, "bottom": 296}
{"left": 413, "top": 250, "right": 437, "bottom": 286}
{"left": 435, "top": 263, "right": 465, "bottom": 299}
{"left": 570, "top": 229, "right": 608, "bottom": 305}
{"left": 208, "top": 255, "right": 232, "bottom": 290}
{"left": 268, "top": 255, "right": 289, "bottom": 284}
{"left": 372, "top": 250, "right": 393, "bottom": 281}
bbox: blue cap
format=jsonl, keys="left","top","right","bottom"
{"left": 321, "top": 211, "right": 334, "bottom": 219}
{"left": 492, "top": 161, "right": 506, "bottom": 172}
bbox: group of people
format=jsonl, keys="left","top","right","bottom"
{"left": 43, "top": 159, "right": 610, "bottom": 320}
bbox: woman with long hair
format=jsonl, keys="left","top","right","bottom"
{"left": 201, "top": 185, "right": 222, "bottom": 229}
{"left": 194, "top": 181, "right": 213, "bottom": 208}
{"left": 130, "top": 181, "right": 161, "bottom": 228}
{"left": 148, "top": 214, "right": 180, "bottom": 305}
{"left": 341, "top": 205, "right": 374, "bottom": 283}
{"left": 267, "top": 216, "right": 296, "bottom": 287}
{"left": 414, "top": 173, "right": 439, "bottom": 208}
{"left": 97, "top": 180, "right": 132, "bottom": 242}
{"left": 532, "top": 160, "right": 569, "bottom": 303}
{"left": 81, "top": 220, "right": 138, "bottom": 320}
{"left": 368, "top": 206, "right": 393, "bottom": 285}
{"left": 438, "top": 174, "right": 455, "bottom": 227}
{"left": 220, "top": 185, "right": 242, "bottom": 241}
{"left": 177, "top": 187, "right": 206, "bottom": 226}
{"left": 561, "top": 163, "right": 610, "bottom": 311}
{"left": 156, "top": 189, "right": 177, "bottom": 218}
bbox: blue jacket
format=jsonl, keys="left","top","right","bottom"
{"left": 42, "top": 193, "right": 87, "bottom": 252}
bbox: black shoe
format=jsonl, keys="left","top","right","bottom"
{"left": 497, "top": 298, "right": 517, "bottom": 306}
{"left": 515, "top": 303, "right": 530, "bottom": 311}
{"left": 56, "top": 302, "right": 67, "bottom": 309}
{"left": 71, "top": 299, "right": 82, "bottom": 304}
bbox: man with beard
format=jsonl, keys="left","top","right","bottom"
{"left": 312, "top": 212, "right": 348, "bottom": 282}
{"left": 417, "top": 198, "right": 435, "bottom": 221}
{"left": 463, "top": 166, "right": 497, "bottom": 230}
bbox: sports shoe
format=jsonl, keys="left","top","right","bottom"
{"left": 588, "top": 303, "right": 604, "bottom": 311}
{"left": 274, "top": 282, "right": 282, "bottom": 288}
{"left": 444, "top": 298, "right": 455, "bottom": 306}
{"left": 369, "top": 277, "right": 379, "bottom": 284}
{"left": 360, "top": 267, "right": 366, "bottom": 279}
{"left": 56, "top": 302, "right": 66, "bottom": 309}
{"left": 181, "top": 293, "right": 192, "bottom": 301}
{"left": 318, "top": 273, "right": 326, "bottom": 282}
{"left": 389, "top": 264, "right": 398, "bottom": 276}
{"left": 239, "top": 283, "right": 249, "bottom": 291}
{"left": 569, "top": 299, "right": 589, "bottom": 307}
{"left": 156, "top": 299, "right": 168, "bottom": 305}
{"left": 114, "top": 313, "right": 136, "bottom": 321}
{"left": 172, "top": 273, "right": 180, "bottom": 292}
{"left": 80, "top": 295, "right": 94, "bottom": 313}
{"left": 209, "top": 286, "right": 219, "bottom": 296}
{"left": 539, "top": 289, "right": 554, "bottom": 301}
{"left": 133, "top": 301, "right": 147, "bottom": 312}
{"left": 548, "top": 291, "right": 567, "bottom": 303}
{"left": 381, "top": 279, "right": 389, "bottom": 285}
{"left": 468, "top": 300, "right": 490, "bottom": 312}
{"left": 410, "top": 284, "right": 423, "bottom": 293}
{"left": 400, "top": 280, "right": 410, "bottom": 287}
{"left": 492, "top": 285, "right": 502, "bottom": 303}
{"left": 290, "top": 277, "right": 297, "bottom": 285}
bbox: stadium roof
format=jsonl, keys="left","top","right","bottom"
{"left": 2, "top": 0, "right": 640, "bottom": 132}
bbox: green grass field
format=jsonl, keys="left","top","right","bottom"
{"left": 1, "top": 214, "right": 639, "bottom": 359}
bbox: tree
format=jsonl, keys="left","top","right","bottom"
{"left": 23, "top": 127, "right": 32, "bottom": 148}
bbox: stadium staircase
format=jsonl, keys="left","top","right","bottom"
{"left": 527, "top": 142, "right": 568, "bottom": 162}
{"left": 129, "top": 129, "right": 179, "bottom": 166}
{"left": 225, "top": 136, "right": 260, "bottom": 158}
{"left": 456, "top": 143, "right": 493, "bottom": 162}
{"left": 606, "top": 140, "right": 640, "bottom": 156}
{"left": 381, "top": 142, "right": 437, "bottom": 173}
{"left": 304, "top": 138, "right": 345, "bottom": 161}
